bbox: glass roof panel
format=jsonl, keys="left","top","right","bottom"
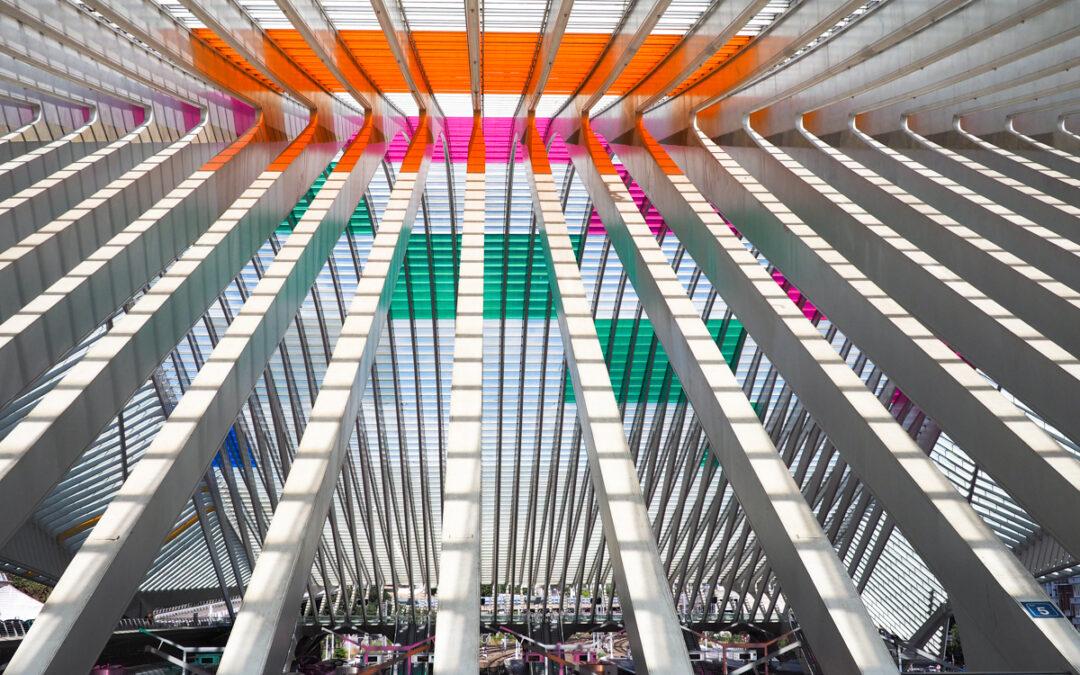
{"left": 481, "top": 0, "right": 550, "bottom": 32}
{"left": 9, "top": 1, "right": 1071, "bottom": 654}
{"left": 653, "top": 0, "right": 712, "bottom": 35}
{"left": 565, "top": 0, "right": 631, "bottom": 33}
{"left": 154, "top": 0, "right": 205, "bottom": 28}
{"left": 321, "top": 0, "right": 382, "bottom": 29}
{"left": 736, "top": 0, "right": 791, "bottom": 36}
{"left": 237, "top": 0, "right": 293, "bottom": 28}
{"left": 400, "top": 0, "right": 468, "bottom": 31}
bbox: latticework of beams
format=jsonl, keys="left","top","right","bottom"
{"left": 0, "top": 0, "right": 1078, "bottom": 672}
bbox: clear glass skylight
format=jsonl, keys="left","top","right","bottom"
{"left": 653, "top": 0, "right": 712, "bottom": 35}
{"left": 565, "top": 0, "right": 631, "bottom": 33}
{"left": 320, "top": 0, "right": 382, "bottom": 30}
{"left": 736, "top": 0, "right": 791, "bottom": 37}
{"left": 400, "top": 0, "right": 468, "bottom": 31}
{"left": 772, "top": 0, "right": 886, "bottom": 70}
{"left": 236, "top": 0, "right": 293, "bottom": 29}
{"left": 478, "top": 0, "right": 550, "bottom": 32}
{"left": 154, "top": 0, "right": 205, "bottom": 28}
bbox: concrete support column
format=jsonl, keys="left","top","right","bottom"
{"left": 952, "top": 122, "right": 1080, "bottom": 198}
{"left": 812, "top": 122, "right": 1080, "bottom": 444}
{"left": 0, "top": 115, "right": 338, "bottom": 551}
{"left": 432, "top": 117, "right": 485, "bottom": 673}
{"left": 721, "top": 122, "right": 1080, "bottom": 559}
{"left": 0, "top": 101, "right": 163, "bottom": 237}
{"left": 999, "top": 121, "right": 1080, "bottom": 177}
{"left": 562, "top": 117, "right": 895, "bottom": 673}
{"left": 0, "top": 97, "right": 44, "bottom": 150}
{"left": 3, "top": 122, "right": 387, "bottom": 675}
{"left": 217, "top": 118, "right": 432, "bottom": 675}
{"left": 521, "top": 119, "right": 693, "bottom": 675}
{"left": 897, "top": 123, "right": 1080, "bottom": 259}
{"left": 0, "top": 116, "right": 219, "bottom": 310}
{"left": 773, "top": 124, "right": 1080, "bottom": 361}
{"left": 0, "top": 102, "right": 100, "bottom": 199}
{"left": 0, "top": 116, "right": 268, "bottom": 409}
{"left": 631, "top": 119, "right": 1080, "bottom": 671}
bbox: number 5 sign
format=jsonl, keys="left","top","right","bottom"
{"left": 1021, "top": 601, "right": 1065, "bottom": 619}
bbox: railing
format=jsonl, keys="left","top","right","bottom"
{"left": 0, "top": 619, "right": 29, "bottom": 639}
{"left": 2, "top": 617, "right": 233, "bottom": 641}
{"left": 712, "top": 629, "right": 803, "bottom": 675}
{"left": 116, "top": 617, "right": 230, "bottom": 631}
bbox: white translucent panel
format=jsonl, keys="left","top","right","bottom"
{"left": 384, "top": 92, "right": 420, "bottom": 117}
{"left": 153, "top": 0, "right": 205, "bottom": 28}
{"left": 533, "top": 94, "right": 571, "bottom": 118}
{"left": 400, "top": 0, "right": 468, "bottom": 30}
{"left": 483, "top": 94, "right": 526, "bottom": 118}
{"left": 736, "top": 1, "right": 792, "bottom": 36}
{"left": 653, "top": 0, "right": 712, "bottom": 35}
{"left": 769, "top": 0, "right": 886, "bottom": 70}
{"left": 236, "top": 0, "right": 293, "bottom": 28}
{"left": 565, "top": 0, "right": 631, "bottom": 33}
{"left": 482, "top": 0, "right": 549, "bottom": 32}
{"left": 434, "top": 93, "right": 474, "bottom": 117}
{"left": 320, "top": 0, "right": 382, "bottom": 29}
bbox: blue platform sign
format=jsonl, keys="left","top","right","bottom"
{"left": 1021, "top": 601, "right": 1065, "bottom": 619}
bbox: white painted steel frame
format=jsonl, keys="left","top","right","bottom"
{"left": 218, "top": 124, "right": 432, "bottom": 674}
{"left": 0, "top": 0, "right": 1077, "bottom": 668}
{"left": 0, "top": 116, "right": 265, "bottom": 410}
{"left": 0, "top": 121, "right": 335, "bottom": 553}
{"left": 3, "top": 125, "right": 388, "bottom": 675}
{"left": 745, "top": 122, "right": 1080, "bottom": 560}
{"left": 522, "top": 121, "right": 693, "bottom": 675}
{"left": 648, "top": 119, "right": 1080, "bottom": 671}
{"left": 561, "top": 118, "right": 895, "bottom": 672}
{"left": 432, "top": 122, "right": 484, "bottom": 673}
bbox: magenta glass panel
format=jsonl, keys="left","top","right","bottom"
{"left": 384, "top": 117, "right": 570, "bottom": 164}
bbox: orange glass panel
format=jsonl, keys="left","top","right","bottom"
{"left": 401, "top": 114, "right": 431, "bottom": 173}
{"left": 467, "top": 115, "right": 485, "bottom": 172}
{"left": 267, "top": 29, "right": 344, "bottom": 92}
{"left": 666, "top": 35, "right": 752, "bottom": 98}
{"left": 201, "top": 114, "right": 266, "bottom": 170}
{"left": 197, "top": 29, "right": 751, "bottom": 99}
{"left": 339, "top": 30, "right": 410, "bottom": 93}
{"left": 412, "top": 31, "right": 471, "bottom": 93}
{"left": 580, "top": 116, "right": 617, "bottom": 175}
{"left": 268, "top": 113, "right": 323, "bottom": 170}
{"left": 606, "top": 35, "right": 681, "bottom": 96}
{"left": 524, "top": 115, "right": 551, "bottom": 174}
{"left": 192, "top": 28, "right": 284, "bottom": 93}
{"left": 636, "top": 118, "right": 682, "bottom": 175}
{"left": 335, "top": 114, "right": 377, "bottom": 172}
{"left": 481, "top": 33, "right": 541, "bottom": 95}
{"left": 545, "top": 34, "right": 609, "bottom": 95}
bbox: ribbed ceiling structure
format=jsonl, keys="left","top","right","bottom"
{"left": 0, "top": 0, "right": 1078, "bottom": 672}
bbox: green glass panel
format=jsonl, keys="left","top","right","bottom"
{"left": 385, "top": 232, "right": 585, "bottom": 320}
{"left": 562, "top": 317, "right": 746, "bottom": 404}
{"left": 274, "top": 161, "right": 374, "bottom": 236}
{"left": 390, "top": 233, "right": 458, "bottom": 319}
{"left": 270, "top": 170, "right": 751, "bottom": 406}
{"left": 275, "top": 164, "right": 332, "bottom": 235}
{"left": 480, "top": 234, "right": 579, "bottom": 320}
